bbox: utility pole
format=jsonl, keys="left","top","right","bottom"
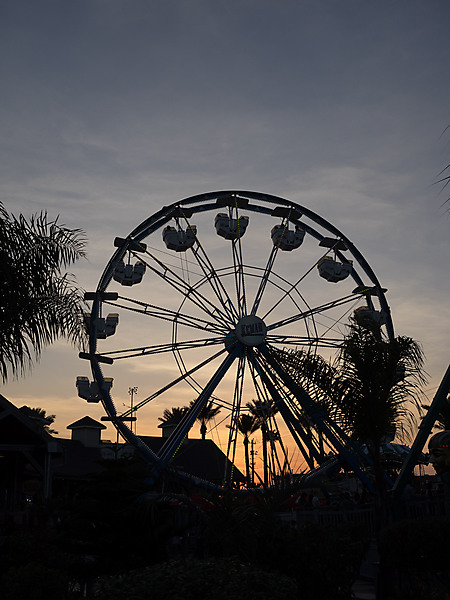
{"left": 128, "top": 386, "right": 138, "bottom": 434}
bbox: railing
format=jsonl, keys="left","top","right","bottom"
{"left": 277, "top": 496, "right": 448, "bottom": 534}
{"left": 278, "top": 505, "right": 377, "bottom": 533}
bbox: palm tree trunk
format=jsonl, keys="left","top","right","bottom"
{"left": 243, "top": 436, "right": 250, "bottom": 487}
{"left": 262, "top": 426, "right": 268, "bottom": 487}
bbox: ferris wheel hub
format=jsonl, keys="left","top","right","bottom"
{"left": 235, "top": 315, "right": 267, "bottom": 346}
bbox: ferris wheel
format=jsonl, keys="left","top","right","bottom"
{"left": 77, "top": 191, "right": 393, "bottom": 490}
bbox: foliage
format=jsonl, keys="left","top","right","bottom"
{"left": 277, "top": 322, "right": 426, "bottom": 450}
{"left": 19, "top": 405, "right": 58, "bottom": 434}
{"left": 94, "top": 557, "right": 298, "bottom": 600}
{"left": 380, "top": 518, "right": 450, "bottom": 572}
{"left": 246, "top": 398, "right": 278, "bottom": 426}
{"left": 3, "top": 562, "right": 70, "bottom": 600}
{"left": 55, "top": 459, "right": 162, "bottom": 574}
{"left": 230, "top": 412, "right": 261, "bottom": 485}
{"left": 0, "top": 529, "right": 74, "bottom": 600}
{"left": 204, "top": 496, "right": 368, "bottom": 600}
{"left": 158, "top": 405, "right": 189, "bottom": 424}
{"left": 0, "top": 464, "right": 369, "bottom": 600}
{"left": 421, "top": 395, "right": 450, "bottom": 431}
{"left": 379, "top": 518, "right": 450, "bottom": 599}
{"left": 189, "top": 399, "right": 221, "bottom": 439}
{"left": 334, "top": 323, "right": 426, "bottom": 448}
{"left": 0, "top": 203, "right": 87, "bottom": 381}
{"left": 235, "top": 412, "right": 260, "bottom": 439}
{"left": 257, "top": 521, "right": 368, "bottom": 600}
{"left": 274, "top": 348, "right": 340, "bottom": 419}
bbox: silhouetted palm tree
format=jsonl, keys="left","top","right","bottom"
{"left": 246, "top": 399, "right": 278, "bottom": 486}
{"left": 276, "top": 322, "right": 426, "bottom": 504}
{"left": 20, "top": 406, "right": 58, "bottom": 434}
{"left": 421, "top": 394, "right": 450, "bottom": 431}
{"left": 234, "top": 413, "right": 261, "bottom": 487}
{"left": 332, "top": 323, "right": 426, "bottom": 516}
{"left": 0, "top": 204, "right": 86, "bottom": 382}
{"left": 157, "top": 406, "right": 189, "bottom": 425}
{"left": 190, "top": 399, "right": 221, "bottom": 440}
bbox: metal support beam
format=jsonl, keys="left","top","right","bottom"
{"left": 392, "top": 364, "right": 450, "bottom": 500}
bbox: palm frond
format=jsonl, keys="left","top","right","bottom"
{"left": 0, "top": 203, "right": 87, "bottom": 381}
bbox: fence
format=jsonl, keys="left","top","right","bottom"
{"left": 277, "top": 496, "right": 448, "bottom": 535}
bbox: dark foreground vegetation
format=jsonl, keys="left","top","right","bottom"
{"left": 2, "top": 460, "right": 450, "bottom": 599}
{"left": 0, "top": 459, "right": 369, "bottom": 600}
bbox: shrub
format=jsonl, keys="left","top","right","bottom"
{"left": 94, "top": 557, "right": 298, "bottom": 600}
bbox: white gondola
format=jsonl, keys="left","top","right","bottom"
{"left": 354, "top": 306, "right": 386, "bottom": 327}
{"left": 84, "top": 313, "right": 119, "bottom": 338}
{"left": 163, "top": 225, "right": 197, "bottom": 251}
{"left": 271, "top": 224, "right": 305, "bottom": 251}
{"left": 76, "top": 376, "right": 113, "bottom": 402}
{"left": 214, "top": 213, "right": 249, "bottom": 240}
{"left": 317, "top": 256, "right": 353, "bottom": 282}
{"left": 113, "top": 260, "right": 146, "bottom": 286}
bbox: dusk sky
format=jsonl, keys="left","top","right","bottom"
{"left": 1, "top": 0, "right": 449, "bottom": 448}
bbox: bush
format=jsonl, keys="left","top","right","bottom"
{"left": 94, "top": 557, "right": 298, "bottom": 600}
{"left": 380, "top": 518, "right": 450, "bottom": 572}
{"left": 3, "top": 562, "right": 69, "bottom": 600}
{"left": 379, "top": 518, "right": 450, "bottom": 599}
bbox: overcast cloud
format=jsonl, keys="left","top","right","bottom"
{"left": 1, "top": 0, "right": 449, "bottom": 437}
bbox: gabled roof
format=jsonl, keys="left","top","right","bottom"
{"left": 140, "top": 435, "right": 245, "bottom": 485}
{"left": 67, "top": 416, "right": 106, "bottom": 430}
{"left": 0, "top": 393, "right": 56, "bottom": 447}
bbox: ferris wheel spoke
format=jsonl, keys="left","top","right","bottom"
{"left": 175, "top": 210, "right": 241, "bottom": 323}
{"left": 222, "top": 354, "right": 247, "bottom": 485}
{"left": 266, "top": 293, "right": 360, "bottom": 333}
{"left": 257, "top": 343, "right": 376, "bottom": 481}
{"left": 190, "top": 244, "right": 240, "bottom": 323}
{"left": 265, "top": 334, "right": 343, "bottom": 349}
{"left": 105, "top": 296, "right": 227, "bottom": 335}
{"left": 260, "top": 245, "right": 333, "bottom": 322}
{"left": 246, "top": 359, "right": 294, "bottom": 484}
{"left": 100, "top": 337, "right": 226, "bottom": 361}
{"left": 248, "top": 351, "right": 318, "bottom": 470}
{"left": 250, "top": 244, "right": 281, "bottom": 316}
{"left": 119, "top": 346, "right": 230, "bottom": 420}
{"left": 157, "top": 349, "right": 239, "bottom": 467}
{"left": 230, "top": 239, "right": 248, "bottom": 318}
{"left": 139, "top": 250, "right": 233, "bottom": 328}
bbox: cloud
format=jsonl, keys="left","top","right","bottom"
{"left": 1, "top": 0, "right": 449, "bottom": 442}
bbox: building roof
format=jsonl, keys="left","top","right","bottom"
{"left": 140, "top": 435, "right": 245, "bottom": 485}
{"left": 67, "top": 416, "right": 106, "bottom": 430}
{"left": 0, "top": 393, "right": 56, "bottom": 447}
{"left": 0, "top": 394, "right": 243, "bottom": 488}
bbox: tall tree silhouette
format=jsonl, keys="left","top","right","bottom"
{"left": 234, "top": 413, "right": 260, "bottom": 487}
{"left": 0, "top": 204, "right": 86, "bottom": 381}
{"left": 277, "top": 322, "right": 426, "bottom": 503}
{"left": 246, "top": 399, "right": 278, "bottom": 486}
{"left": 190, "top": 399, "right": 221, "bottom": 440}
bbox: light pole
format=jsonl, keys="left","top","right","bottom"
{"left": 128, "top": 386, "right": 138, "bottom": 434}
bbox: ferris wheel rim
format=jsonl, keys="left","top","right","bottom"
{"left": 83, "top": 190, "right": 393, "bottom": 491}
